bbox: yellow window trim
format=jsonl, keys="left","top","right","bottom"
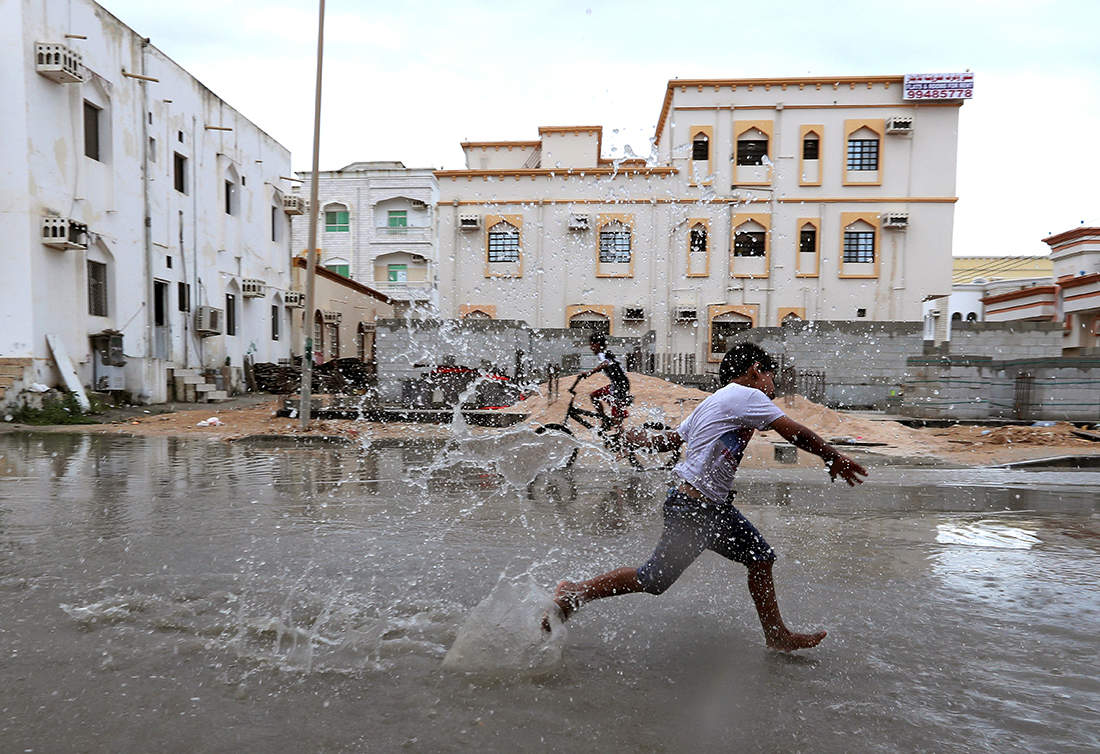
{"left": 484, "top": 214, "right": 523, "bottom": 279}
{"left": 686, "top": 217, "right": 711, "bottom": 278}
{"left": 798, "top": 124, "right": 823, "bottom": 187}
{"left": 688, "top": 125, "right": 714, "bottom": 186}
{"left": 795, "top": 217, "right": 821, "bottom": 278}
{"left": 706, "top": 304, "right": 760, "bottom": 363}
{"left": 458, "top": 304, "right": 497, "bottom": 318}
{"left": 837, "top": 211, "right": 881, "bottom": 279}
{"left": 565, "top": 304, "right": 615, "bottom": 335}
{"left": 842, "top": 119, "right": 884, "bottom": 187}
{"left": 733, "top": 120, "right": 775, "bottom": 186}
{"left": 595, "top": 213, "right": 635, "bottom": 279}
{"left": 730, "top": 213, "right": 771, "bottom": 279}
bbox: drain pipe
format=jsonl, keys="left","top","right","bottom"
{"left": 139, "top": 38, "right": 156, "bottom": 396}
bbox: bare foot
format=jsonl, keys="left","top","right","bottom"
{"left": 541, "top": 581, "right": 584, "bottom": 633}
{"left": 765, "top": 629, "right": 827, "bottom": 652}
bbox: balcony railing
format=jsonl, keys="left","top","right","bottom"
{"left": 376, "top": 226, "right": 431, "bottom": 243}
{"left": 374, "top": 281, "right": 434, "bottom": 301}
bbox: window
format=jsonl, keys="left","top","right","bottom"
{"left": 733, "top": 230, "right": 766, "bottom": 257}
{"left": 225, "top": 293, "right": 237, "bottom": 336}
{"left": 313, "top": 311, "right": 324, "bottom": 357}
{"left": 710, "top": 321, "right": 752, "bottom": 353}
{"left": 966, "top": 312, "right": 978, "bottom": 322}
{"left": 83, "top": 101, "right": 101, "bottom": 161}
{"left": 325, "top": 263, "right": 350, "bottom": 277}
{"left": 154, "top": 281, "right": 168, "bottom": 327}
{"left": 488, "top": 222, "right": 521, "bottom": 263}
{"left": 843, "top": 230, "right": 875, "bottom": 263}
{"left": 387, "top": 210, "right": 407, "bottom": 228}
{"left": 173, "top": 153, "right": 187, "bottom": 193}
{"left": 736, "top": 139, "right": 767, "bottom": 166}
{"left": 387, "top": 264, "right": 408, "bottom": 283}
{"left": 148, "top": 136, "right": 156, "bottom": 163}
{"left": 847, "top": 138, "right": 879, "bottom": 171}
{"left": 324, "top": 210, "right": 349, "bottom": 232}
{"left": 799, "top": 228, "right": 817, "bottom": 254}
{"left": 87, "top": 260, "right": 107, "bottom": 316}
{"left": 689, "top": 226, "right": 707, "bottom": 254}
{"left": 692, "top": 135, "right": 709, "bottom": 161}
{"left": 856, "top": 308, "right": 867, "bottom": 318}
{"left": 271, "top": 206, "right": 279, "bottom": 242}
{"left": 802, "top": 137, "right": 819, "bottom": 160}
{"left": 951, "top": 312, "right": 962, "bottom": 322}
{"left": 224, "top": 180, "right": 236, "bottom": 215}
{"left": 271, "top": 305, "right": 280, "bottom": 341}
{"left": 598, "top": 222, "right": 631, "bottom": 263}
{"left": 178, "top": 282, "right": 191, "bottom": 312}
{"left": 177, "top": 130, "right": 184, "bottom": 143}
{"left": 166, "top": 255, "right": 172, "bottom": 269}
{"left": 327, "top": 322, "right": 339, "bottom": 359}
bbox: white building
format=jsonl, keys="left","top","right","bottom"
{"left": 1, "top": 0, "right": 299, "bottom": 406}
{"left": 291, "top": 161, "right": 438, "bottom": 312}
{"left": 435, "top": 75, "right": 965, "bottom": 370}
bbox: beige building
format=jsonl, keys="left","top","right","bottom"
{"left": 435, "top": 75, "right": 965, "bottom": 368}
{"left": 290, "top": 257, "right": 394, "bottom": 365}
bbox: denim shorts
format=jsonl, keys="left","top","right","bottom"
{"left": 636, "top": 488, "right": 776, "bottom": 595}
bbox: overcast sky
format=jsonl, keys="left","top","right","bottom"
{"left": 101, "top": 0, "right": 1099, "bottom": 258}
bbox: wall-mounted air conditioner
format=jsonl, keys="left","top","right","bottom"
{"left": 282, "top": 194, "right": 307, "bottom": 215}
{"left": 623, "top": 306, "right": 646, "bottom": 322}
{"left": 195, "top": 306, "right": 223, "bottom": 336}
{"left": 568, "top": 213, "right": 590, "bottom": 231}
{"left": 458, "top": 214, "right": 481, "bottom": 230}
{"left": 241, "top": 278, "right": 265, "bottom": 298}
{"left": 35, "top": 42, "right": 83, "bottom": 83}
{"left": 881, "top": 212, "right": 910, "bottom": 230}
{"left": 284, "top": 291, "right": 304, "bottom": 308}
{"left": 885, "top": 116, "right": 914, "bottom": 134}
{"left": 41, "top": 216, "right": 88, "bottom": 250}
{"left": 321, "top": 310, "right": 341, "bottom": 324}
{"left": 674, "top": 307, "right": 698, "bottom": 323}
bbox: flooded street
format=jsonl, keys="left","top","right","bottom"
{"left": 1, "top": 432, "right": 1098, "bottom": 752}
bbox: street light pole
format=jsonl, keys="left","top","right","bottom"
{"left": 298, "top": 0, "right": 326, "bottom": 429}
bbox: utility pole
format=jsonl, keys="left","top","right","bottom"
{"left": 298, "top": 0, "right": 326, "bottom": 429}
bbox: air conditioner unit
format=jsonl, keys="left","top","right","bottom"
{"left": 458, "top": 214, "right": 481, "bottom": 231}
{"left": 41, "top": 216, "right": 88, "bottom": 250}
{"left": 35, "top": 42, "right": 83, "bottom": 83}
{"left": 885, "top": 116, "right": 914, "bottom": 134}
{"left": 321, "top": 310, "right": 341, "bottom": 324}
{"left": 623, "top": 306, "right": 646, "bottom": 322}
{"left": 411, "top": 199, "right": 428, "bottom": 209}
{"left": 195, "top": 306, "right": 223, "bottom": 336}
{"left": 928, "top": 310, "right": 941, "bottom": 316}
{"left": 241, "top": 278, "right": 265, "bottom": 298}
{"left": 568, "top": 213, "right": 590, "bottom": 231}
{"left": 282, "top": 194, "right": 307, "bottom": 215}
{"left": 674, "top": 307, "right": 698, "bottom": 323}
{"left": 284, "top": 291, "right": 304, "bottom": 308}
{"left": 881, "top": 212, "right": 910, "bottom": 230}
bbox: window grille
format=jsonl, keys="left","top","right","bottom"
{"left": 599, "top": 226, "right": 632, "bottom": 263}
{"left": 733, "top": 231, "right": 766, "bottom": 257}
{"left": 689, "top": 226, "right": 707, "bottom": 254}
{"left": 736, "top": 139, "right": 767, "bottom": 166}
{"left": 846, "top": 139, "right": 879, "bottom": 171}
{"left": 802, "top": 137, "right": 819, "bottom": 160}
{"left": 488, "top": 223, "right": 520, "bottom": 262}
{"left": 843, "top": 231, "right": 875, "bottom": 263}
{"left": 692, "top": 137, "right": 709, "bottom": 161}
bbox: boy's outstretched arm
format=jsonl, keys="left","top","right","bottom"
{"left": 768, "top": 416, "right": 868, "bottom": 486}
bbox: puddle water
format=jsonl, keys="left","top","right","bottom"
{"left": 0, "top": 432, "right": 1097, "bottom": 751}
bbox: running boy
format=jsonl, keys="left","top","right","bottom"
{"left": 548, "top": 343, "right": 868, "bottom": 651}
{"left": 579, "top": 333, "right": 632, "bottom": 421}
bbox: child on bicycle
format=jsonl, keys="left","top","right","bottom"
{"left": 578, "top": 333, "right": 632, "bottom": 423}
{"left": 546, "top": 343, "right": 868, "bottom": 651}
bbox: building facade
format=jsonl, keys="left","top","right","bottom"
{"left": 435, "top": 75, "right": 965, "bottom": 370}
{"left": 1, "top": 0, "right": 300, "bottom": 405}
{"left": 290, "top": 161, "right": 438, "bottom": 312}
{"left": 977, "top": 227, "right": 1100, "bottom": 354}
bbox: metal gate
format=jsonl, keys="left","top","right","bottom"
{"left": 1014, "top": 372, "right": 1034, "bottom": 420}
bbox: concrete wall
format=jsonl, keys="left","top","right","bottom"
{"left": 903, "top": 356, "right": 1100, "bottom": 422}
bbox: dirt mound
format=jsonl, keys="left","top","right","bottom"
{"left": 517, "top": 372, "right": 710, "bottom": 427}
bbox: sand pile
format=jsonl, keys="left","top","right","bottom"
{"left": 516, "top": 372, "right": 710, "bottom": 428}
{"left": 929, "top": 422, "right": 1097, "bottom": 447}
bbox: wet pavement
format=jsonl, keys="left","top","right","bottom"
{"left": 1, "top": 432, "right": 1097, "bottom": 752}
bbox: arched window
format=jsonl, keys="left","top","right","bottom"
{"left": 951, "top": 312, "right": 962, "bottom": 321}
{"left": 324, "top": 202, "right": 349, "bottom": 232}
{"left": 487, "top": 221, "right": 520, "bottom": 263}
{"left": 598, "top": 220, "right": 631, "bottom": 263}
{"left": 568, "top": 310, "right": 610, "bottom": 335}
{"left": 846, "top": 127, "right": 879, "bottom": 171}
{"left": 692, "top": 133, "right": 709, "bottom": 161}
{"left": 689, "top": 223, "right": 707, "bottom": 254}
{"left": 736, "top": 128, "right": 768, "bottom": 166}
{"left": 324, "top": 256, "right": 350, "bottom": 278}
{"left": 966, "top": 312, "right": 978, "bottom": 322}
{"left": 733, "top": 220, "right": 766, "bottom": 257}
{"left": 842, "top": 219, "right": 875, "bottom": 263}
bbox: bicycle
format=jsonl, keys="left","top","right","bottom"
{"left": 534, "top": 375, "right": 681, "bottom": 471}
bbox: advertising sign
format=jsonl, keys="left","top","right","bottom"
{"left": 903, "top": 73, "right": 974, "bottom": 100}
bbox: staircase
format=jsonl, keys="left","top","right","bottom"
{"left": 168, "top": 368, "right": 230, "bottom": 403}
{"left": 0, "top": 358, "right": 31, "bottom": 405}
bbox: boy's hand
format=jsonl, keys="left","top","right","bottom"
{"left": 826, "top": 454, "right": 868, "bottom": 486}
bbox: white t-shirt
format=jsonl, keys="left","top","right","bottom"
{"left": 672, "top": 382, "right": 786, "bottom": 504}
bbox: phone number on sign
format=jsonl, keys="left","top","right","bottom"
{"left": 905, "top": 88, "right": 973, "bottom": 99}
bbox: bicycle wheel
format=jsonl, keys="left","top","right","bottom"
{"left": 534, "top": 423, "right": 579, "bottom": 468}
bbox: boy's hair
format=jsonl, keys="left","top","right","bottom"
{"left": 589, "top": 332, "right": 607, "bottom": 349}
{"left": 719, "top": 343, "right": 777, "bottom": 385}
